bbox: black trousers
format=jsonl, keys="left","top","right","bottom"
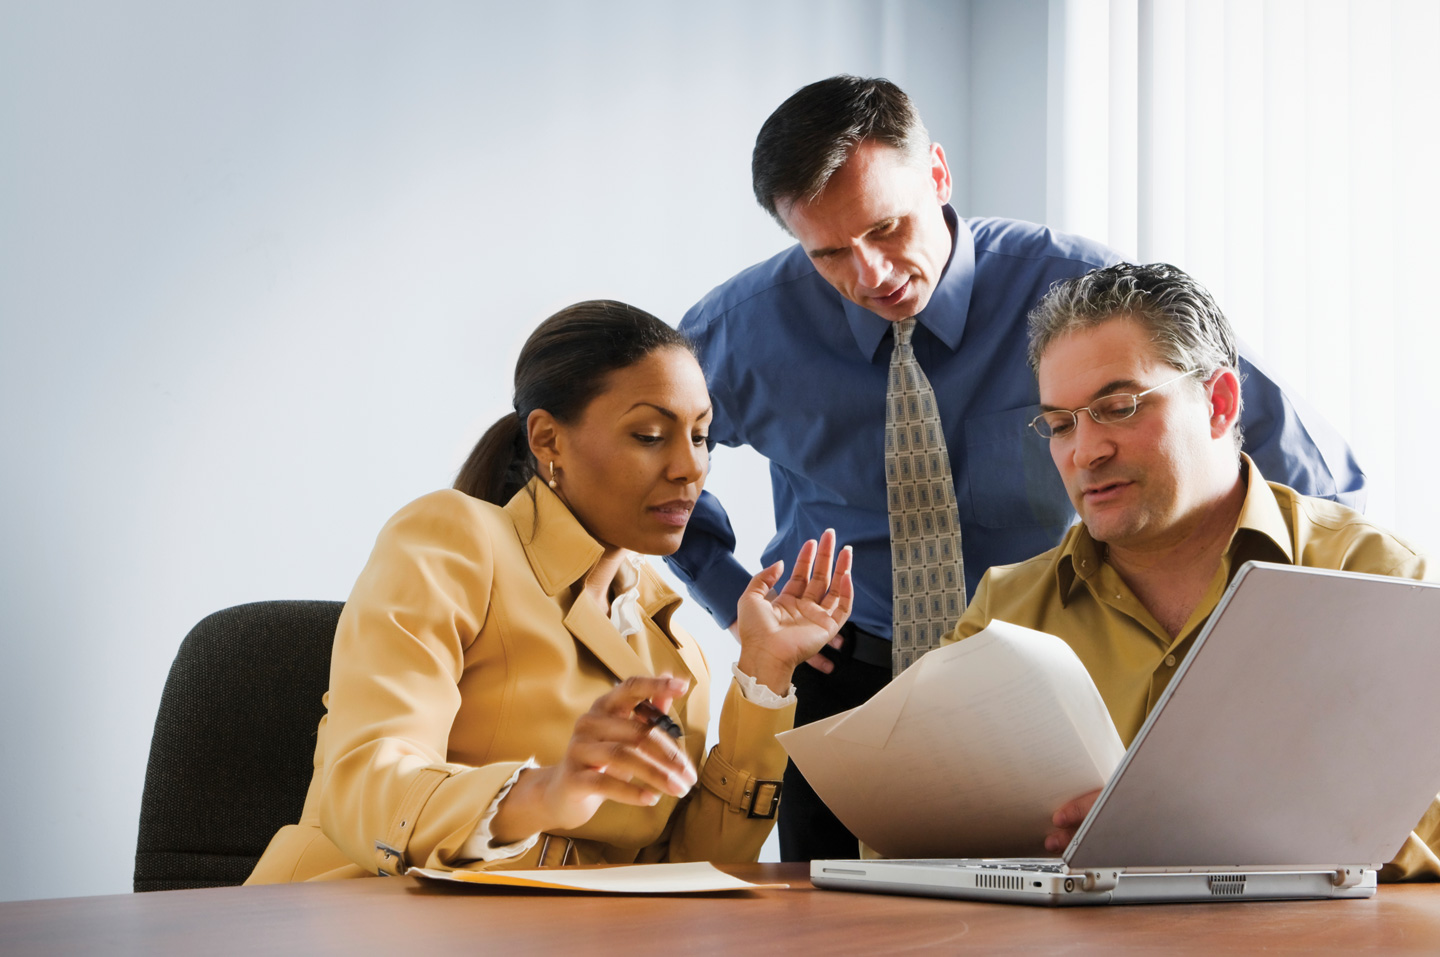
{"left": 779, "top": 627, "right": 891, "bottom": 862}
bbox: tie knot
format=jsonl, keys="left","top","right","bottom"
{"left": 894, "top": 318, "right": 917, "bottom": 349}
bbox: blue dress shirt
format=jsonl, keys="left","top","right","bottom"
{"left": 667, "top": 208, "right": 1366, "bottom": 636}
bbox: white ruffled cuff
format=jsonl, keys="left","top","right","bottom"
{"left": 731, "top": 662, "right": 797, "bottom": 709}
{"left": 457, "top": 758, "right": 542, "bottom": 862}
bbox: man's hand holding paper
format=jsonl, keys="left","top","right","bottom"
{"left": 1047, "top": 788, "right": 1102, "bottom": 853}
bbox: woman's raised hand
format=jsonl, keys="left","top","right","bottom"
{"left": 735, "top": 529, "right": 854, "bottom": 694}
{"left": 489, "top": 675, "right": 697, "bottom": 845}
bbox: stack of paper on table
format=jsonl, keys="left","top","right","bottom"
{"left": 777, "top": 620, "right": 1125, "bottom": 859}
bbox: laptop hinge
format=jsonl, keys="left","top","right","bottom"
{"left": 1330, "top": 867, "right": 1364, "bottom": 888}
{"left": 1081, "top": 870, "right": 1119, "bottom": 893}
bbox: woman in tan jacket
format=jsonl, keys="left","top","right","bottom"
{"left": 247, "top": 300, "right": 852, "bottom": 882}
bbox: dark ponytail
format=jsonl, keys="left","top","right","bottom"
{"left": 454, "top": 411, "right": 531, "bottom": 506}
{"left": 454, "top": 300, "right": 693, "bottom": 505}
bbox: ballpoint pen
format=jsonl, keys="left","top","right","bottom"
{"left": 633, "top": 699, "right": 683, "bottom": 739}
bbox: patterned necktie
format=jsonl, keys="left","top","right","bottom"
{"left": 886, "top": 318, "right": 967, "bottom": 675}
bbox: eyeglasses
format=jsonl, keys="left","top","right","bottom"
{"left": 1027, "top": 370, "right": 1199, "bottom": 439}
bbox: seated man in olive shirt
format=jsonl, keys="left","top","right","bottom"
{"left": 941, "top": 262, "right": 1439, "bottom": 880}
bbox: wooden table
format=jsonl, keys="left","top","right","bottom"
{"left": 4, "top": 864, "right": 1440, "bottom": 955}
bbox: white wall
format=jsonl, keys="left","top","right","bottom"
{"left": 0, "top": 0, "right": 974, "bottom": 902}
{"left": 967, "top": 0, "right": 1049, "bottom": 221}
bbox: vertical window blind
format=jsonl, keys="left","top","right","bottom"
{"left": 1042, "top": 0, "right": 1440, "bottom": 552}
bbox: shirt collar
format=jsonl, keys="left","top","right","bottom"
{"left": 1229, "top": 454, "right": 1296, "bottom": 564}
{"left": 844, "top": 204, "right": 976, "bottom": 361}
{"left": 1053, "top": 523, "right": 1096, "bottom": 606}
{"left": 1052, "top": 453, "right": 1294, "bottom": 603}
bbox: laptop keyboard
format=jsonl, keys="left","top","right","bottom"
{"left": 899, "top": 859, "right": 1067, "bottom": 874}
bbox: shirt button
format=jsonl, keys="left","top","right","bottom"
{"left": 1164, "top": 654, "right": 1177, "bottom": 668}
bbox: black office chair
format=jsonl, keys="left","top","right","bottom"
{"left": 134, "top": 600, "right": 343, "bottom": 891}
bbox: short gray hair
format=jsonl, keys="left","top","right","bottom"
{"left": 1027, "top": 262, "right": 1243, "bottom": 446}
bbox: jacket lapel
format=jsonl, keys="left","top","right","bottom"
{"left": 507, "top": 481, "right": 698, "bottom": 684}
{"left": 641, "top": 580, "right": 707, "bottom": 684}
{"left": 661, "top": 624, "right": 708, "bottom": 688}
{"left": 562, "top": 588, "right": 648, "bottom": 682}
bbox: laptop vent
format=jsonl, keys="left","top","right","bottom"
{"left": 974, "top": 873, "right": 1024, "bottom": 891}
{"left": 1207, "top": 875, "right": 1247, "bottom": 896}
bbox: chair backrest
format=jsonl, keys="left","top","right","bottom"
{"left": 134, "top": 600, "right": 343, "bottom": 891}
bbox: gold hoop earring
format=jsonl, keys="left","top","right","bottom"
{"left": 548, "top": 461, "right": 558, "bottom": 489}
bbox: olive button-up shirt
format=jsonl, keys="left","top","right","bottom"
{"left": 943, "top": 457, "right": 1437, "bottom": 880}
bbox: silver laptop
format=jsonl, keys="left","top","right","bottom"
{"left": 811, "top": 562, "right": 1440, "bottom": 905}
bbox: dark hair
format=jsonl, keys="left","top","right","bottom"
{"left": 1027, "top": 262, "right": 1244, "bottom": 447}
{"left": 751, "top": 74, "right": 930, "bottom": 227}
{"left": 454, "top": 300, "right": 694, "bottom": 505}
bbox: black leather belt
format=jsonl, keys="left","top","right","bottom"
{"left": 831, "top": 622, "right": 892, "bottom": 670}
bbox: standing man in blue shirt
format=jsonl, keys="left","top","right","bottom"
{"left": 665, "top": 75, "right": 1365, "bottom": 862}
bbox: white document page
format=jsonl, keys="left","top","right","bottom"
{"left": 778, "top": 620, "right": 1125, "bottom": 859}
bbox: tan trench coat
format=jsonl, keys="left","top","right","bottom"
{"left": 246, "top": 482, "right": 791, "bottom": 883}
